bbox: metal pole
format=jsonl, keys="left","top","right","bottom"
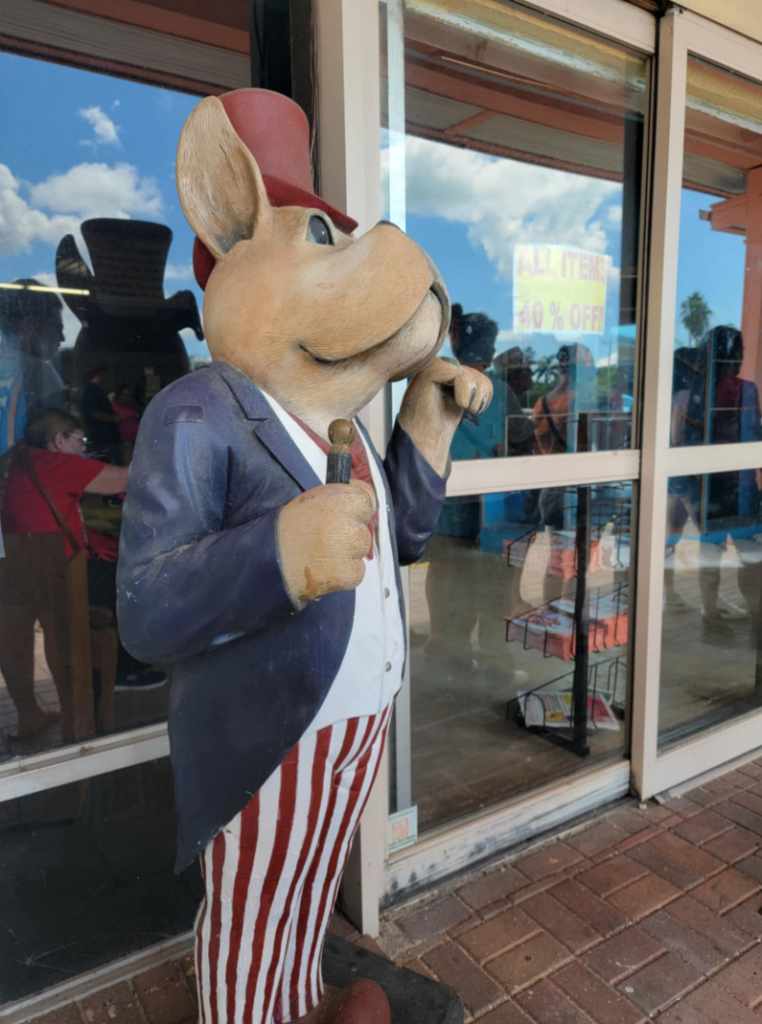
{"left": 572, "top": 486, "right": 591, "bottom": 754}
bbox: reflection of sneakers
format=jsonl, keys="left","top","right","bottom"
{"left": 115, "top": 669, "right": 167, "bottom": 692}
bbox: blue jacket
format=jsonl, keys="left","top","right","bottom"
{"left": 116, "top": 361, "right": 446, "bottom": 871}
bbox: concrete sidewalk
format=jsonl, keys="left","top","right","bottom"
{"left": 34, "top": 757, "right": 762, "bottom": 1023}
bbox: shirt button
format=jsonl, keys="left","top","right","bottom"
{"left": 384, "top": 588, "right": 390, "bottom": 598}
{"left": 385, "top": 662, "right": 392, "bottom": 672}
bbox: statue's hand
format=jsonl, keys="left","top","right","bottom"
{"left": 278, "top": 481, "right": 376, "bottom": 605}
{"left": 397, "top": 357, "right": 493, "bottom": 475}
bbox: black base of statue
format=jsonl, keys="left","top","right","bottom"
{"left": 323, "top": 935, "right": 464, "bottom": 1024}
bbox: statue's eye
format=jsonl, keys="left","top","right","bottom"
{"left": 308, "top": 216, "right": 333, "bottom": 245}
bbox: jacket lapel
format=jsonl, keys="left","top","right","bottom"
{"left": 212, "top": 361, "right": 321, "bottom": 492}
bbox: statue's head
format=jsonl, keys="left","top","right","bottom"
{"left": 177, "top": 89, "right": 449, "bottom": 423}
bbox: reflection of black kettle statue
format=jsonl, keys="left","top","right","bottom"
{"left": 56, "top": 218, "right": 204, "bottom": 388}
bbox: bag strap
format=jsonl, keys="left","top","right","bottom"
{"left": 542, "top": 394, "right": 568, "bottom": 453}
{"left": 15, "top": 446, "right": 84, "bottom": 554}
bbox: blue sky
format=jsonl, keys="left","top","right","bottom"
{"left": 0, "top": 52, "right": 207, "bottom": 358}
{"left": 674, "top": 188, "right": 745, "bottom": 342}
{"left": 0, "top": 50, "right": 746, "bottom": 373}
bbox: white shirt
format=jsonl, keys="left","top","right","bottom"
{"left": 262, "top": 391, "right": 404, "bottom": 732}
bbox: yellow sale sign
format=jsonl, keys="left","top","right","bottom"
{"left": 513, "top": 245, "right": 610, "bottom": 335}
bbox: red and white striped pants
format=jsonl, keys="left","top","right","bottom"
{"left": 195, "top": 702, "right": 393, "bottom": 1024}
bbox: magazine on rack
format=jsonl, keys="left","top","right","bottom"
{"left": 518, "top": 689, "right": 619, "bottom": 730}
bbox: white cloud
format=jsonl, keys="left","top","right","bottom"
{"left": 30, "top": 163, "right": 162, "bottom": 220}
{"left": 79, "top": 105, "right": 121, "bottom": 147}
{"left": 164, "top": 262, "right": 193, "bottom": 281}
{"left": 606, "top": 204, "right": 623, "bottom": 225}
{"left": 32, "top": 271, "right": 82, "bottom": 348}
{"left": 0, "top": 161, "right": 163, "bottom": 259}
{"left": 383, "top": 137, "right": 620, "bottom": 284}
{"left": 0, "top": 164, "right": 80, "bottom": 257}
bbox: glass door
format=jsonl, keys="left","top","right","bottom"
{"left": 380, "top": 0, "right": 654, "bottom": 893}
{"left": 634, "top": 8, "right": 762, "bottom": 798}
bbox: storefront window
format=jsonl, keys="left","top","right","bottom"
{"left": 671, "top": 59, "right": 762, "bottom": 448}
{"left": 660, "top": 470, "right": 762, "bottom": 748}
{"left": 381, "top": 0, "right": 647, "bottom": 457}
{"left": 389, "top": 482, "right": 633, "bottom": 835}
{"left": 0, "top": 759, "right": 201, "bottom": 1002}
{"left": 0, "top": 52, "right": 208, "bottom": 760}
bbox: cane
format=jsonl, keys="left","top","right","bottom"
{"left": 326, "top": 419, "right": 355, "bottom": 484}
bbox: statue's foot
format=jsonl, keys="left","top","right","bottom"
{"left": 294, "top": 981, "right": 389, "bottom": 1024}
{"left": 322, "top": 980, "right": 390, "bottom": 1024}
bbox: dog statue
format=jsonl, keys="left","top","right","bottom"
{"left": 116, "top": 88, "right": 491, "bottom": 1024}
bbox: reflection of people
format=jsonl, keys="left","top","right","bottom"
{"left": 78, "top": 365, "right": 122, "bottom": 455}
{"left": 533, "top": 342, "right": 594, "bottom": 457}
{"left": 427, "top": 311, "right": 525, "bottom": 677}
{"left": 111, "top": 384, "right": 142, "bottom": 445}
{"left": 493, "top": 347, "right": 537, "bottom": 458}
{"left": 1, "top": 408, "right": 165, "bottom": 696}
{"left": 449, "top": 312, "right": 500, "bottom": 462}
{"left": 665, "top": 348, "right": 702, "bottom": 604}
{"left": 672, "top": 327, "right": 762, "bottom": 637}
{"left": 535, "top": 344, "right": 594, "bottom": 530}
{"left": 0, "top": 278, "right": 66, "bottom": 416}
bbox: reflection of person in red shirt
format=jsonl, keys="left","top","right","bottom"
{"left": 1, "top": 409, "right": 164, "bottom": 735}
{"left": 3, "top": 409, "right": 125, "bottom": 561}
{"left": 111, "top": 383, "right": 142, "bottom": 446}
{"left": 1, "top": 409, "right": 128, "bottom": 736}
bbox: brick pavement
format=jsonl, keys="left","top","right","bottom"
{"left": 32, "top": 758, "right": 762, "bottom": 1023}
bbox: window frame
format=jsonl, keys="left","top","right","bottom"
{"left": 632, "top": 7, "right": 762, "bottom": 800}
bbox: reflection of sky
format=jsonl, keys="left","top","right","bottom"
{"left": 382, "top": 134, "right": 629, "bottom": 371}
{"left": 0, "top": 52, "right": 208, "bottom": 359}
{"left": 674, "top": 188, "right": 745, "bottom": 347}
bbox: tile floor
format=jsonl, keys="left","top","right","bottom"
{"left": 31, "top": 756, "right": 762, "bottom": 1023}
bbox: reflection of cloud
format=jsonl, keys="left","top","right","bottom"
{"left": 606, "top": 204, "right": 623, "bottom": 225}
{"left": 0, "top": 161, "right": 164, "bottom": 258}
{"left": 382, "top": 137, "right": 619, "bottom": 282}
{"left": 79, "top": 105, "right": 121, "bottom": 147}
{"left": 165, "top": 263, "right": 193, "bottom": 281}
{"left": 30, "top": 163, "right": 162, "bottom": 220}
{"left": 32, "top": 271, "right": 82, "bottom": 347}
{"left": 0, "top": 165, "right": 80, "bottom": 256}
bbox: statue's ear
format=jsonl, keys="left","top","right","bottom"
{"left": 176, "top": 96, "right": 270, "bottom": 261}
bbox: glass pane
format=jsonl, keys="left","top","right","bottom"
{"left": 660, "top": 471, "right": 762, "bottom": 748}
{"left": 381, "top": 0, "right": 647, "bottom": 457}
{"left": 672, "top": 58, "right": 762, "bottom": 447}
{"left": 388, "top": 482, "right": 633, "bottom": 837}
{"left": 0, "top": 53, "right": 210, "bottom": 760}
{"left": 0, "top": 758, "right": 201, "bottom": 1004}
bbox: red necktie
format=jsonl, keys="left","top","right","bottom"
{"left": 288, "top": 414, "right": 378, "bottom": 559}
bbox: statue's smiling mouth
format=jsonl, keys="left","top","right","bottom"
{"left": 299, "top": 281, "right": 449, "bottom": 368}
{"left": 299, "top": 333, "right": 393, "bottom": 366}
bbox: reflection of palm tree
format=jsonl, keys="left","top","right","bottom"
{"left": 536, "top": 354, "right": 557, "bottom": 384}
{"left": 680, "top": 291, "right": 712, "bottom": 347}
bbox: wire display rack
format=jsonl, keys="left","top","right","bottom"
{"left": 503, "top": 484, "right": 630, "bottom": 758}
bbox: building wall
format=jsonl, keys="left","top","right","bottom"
{"left": 679, "top": 0, "right": 762, "bottom": 44}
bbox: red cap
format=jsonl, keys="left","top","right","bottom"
{"left": 191, "top": 88, "right": 358, "bottom": 289}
